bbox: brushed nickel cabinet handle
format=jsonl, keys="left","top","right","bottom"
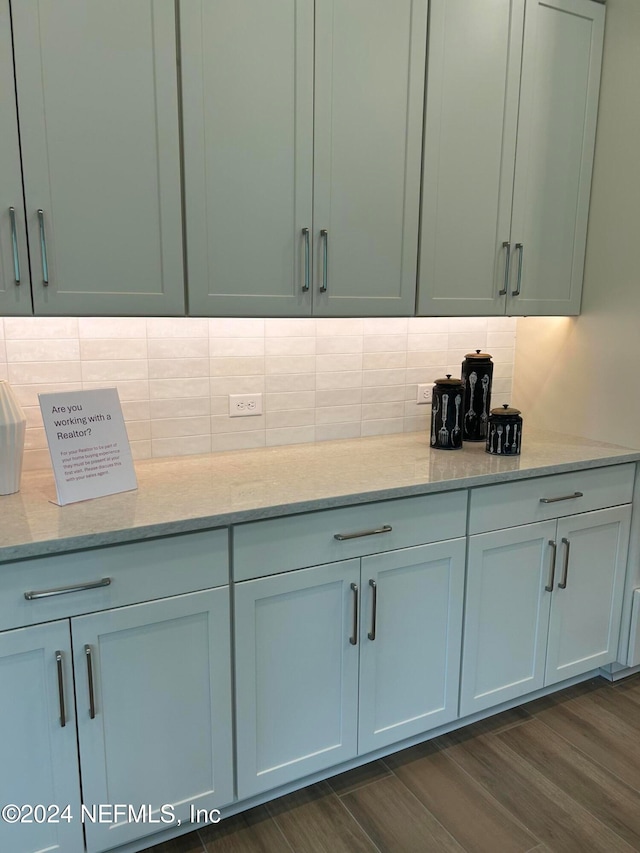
{"left": 499, "top": 241, "right": 511, "bottom": 296}
{"left": 24, "top": 577, "right": 112, "bottom": 600}
{"left": 302, "top": 227, "right": 310, "bottom": 292}
{"left": 368, "top": 579, "right": 377, "bottom": 641}
{"left": 349, "top": 583, "right": 359, "bottom": 646}
{"left": 512, "top": 242, "right": 523, "bottom": 296}
{"left": 320, "top": 229, "right": 328, "bottom": 292}
{"left": 85, "top": 644, "right": 96, "bottom": 720}
{"left": 334, "top": 525, "right": 392, "bottom": 541}
{"left": 9, "top": 207, "right": 20, "bottom": 283}
{"left": 37, "top": 209, "right": 49, "bottom": 286}
{"left": 540, "top": 492, "right": 583, "bottom": 504}
{"left": 56, "top": 651, "right": 66, "bottom": 728}
{"left": 559, "top": 538, "right": 571, "bottom": 589}
{"left": 545, "top": 540, "right": 557, "bottom": 592}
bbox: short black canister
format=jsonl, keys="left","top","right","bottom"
{"left": 461, "top": 350, "right": 494, "bottom": 441}
{"left": 430, "top": 375, "right": 464, "bottom": 450}
{"left": 486, "top": 404, "right": 523, "bottom": 456}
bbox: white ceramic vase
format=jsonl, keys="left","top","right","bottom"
{"left": 0, "top": 380, "right": 27, "bottom": 495}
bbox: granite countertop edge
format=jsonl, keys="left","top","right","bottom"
{"left": 2, "top": 429, "right": 639, "bottom": 565}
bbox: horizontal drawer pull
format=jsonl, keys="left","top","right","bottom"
{"left": 334, "top": 525, "right": 393, "bottom": 542}
{"left": 539, "top": 491, "right": 584, "bottom": 504}
{"left": 24, "top": 577, "right": 112, "bottom": 601}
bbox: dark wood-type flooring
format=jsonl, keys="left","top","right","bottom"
{"left": 143, "top": 673, "right": 640, "bottom": 853}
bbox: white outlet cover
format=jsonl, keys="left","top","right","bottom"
{"left": 229, "top": 393, "right": 263, "bottom": 417}
{"left": 416, "top": 384, "right": 432, "bottom": 404}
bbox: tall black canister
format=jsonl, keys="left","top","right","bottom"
{"left": 430, "top": 375, "right": 464, "bottom": 450}
{"left": 461, "top": 350, "right": 493, "bottom": 441}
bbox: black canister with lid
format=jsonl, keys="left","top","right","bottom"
{"left": 461, "top": 350, "right": 494, "bottom": 442}
{"left": 430, "top": 375, "right": 464, "bottom": 450}
{"left": 486, "top": 404, "right": 523, "bottom": 455}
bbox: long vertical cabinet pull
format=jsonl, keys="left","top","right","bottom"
{"left": 512, "top": 242, "right": 523, "bottom": 296}
{"left": 320, "top": 229, "right": 328, "bottom": 292}
{"left": 499, "top": 241, "right": 511, "bottom": 296}
{"left": 9, "top": 207, "right": 20, "bottom": 283}
{"left": 55, "top": 651, "right": 66, "bottom": 728}
{"left": 301, "top": 227, "right": 310, "bottom": 291}
{"left": 368, "top": 579, "right": 377, "bottom": 641}
{"left": 559, "top": 538, "right": 571, "bottom": 589}
{"left": 85, "top": 644, "right": 96, "bottom": 719}
{"left": 37, "top": 209, "right": 49, "bottom": 286}
{"left": 349, "top": 582, "right": 359, "bottom": 645}
{"left": 545, "top": 540, "right": 557, "bottom": 592}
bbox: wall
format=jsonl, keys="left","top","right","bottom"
{"left": 513, "top": 0, "right": 640, "bottom": 450}
{"left": 0, "top": 316, "right": 516, "bottom": 471}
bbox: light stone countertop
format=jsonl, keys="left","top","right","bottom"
{"left": 1, "top": 428, "right": 639, "bottom": 563}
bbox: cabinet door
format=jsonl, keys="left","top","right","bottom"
{"left": 313, "top": 0, "right": 427, "bottom": 316}
{"left": 72, "top": 589, "right": 233, "bottom": 853}
{"left": 460, "top": 520, "right": 556, "bottom": 717}
{"left": 0, "top": 0, "right": 30, "bottom": 315}
{"left": 235, "top": 560, "right": 360, "bottom": 799}
{"left": 12, "top": 0, "right": 184, "bottom": 316}
{"left": 0, "top": 621, "right": 84, "bottom": 853}
{"left": 417, "top": 0, "right": 524, "bottom": 316}
{"left": 182, "top": 0, "right": 314, "bottom": 316}
{"left": 508, "top": 0, "right": 605, "bottom": 315}
{"left": 358, "top": 539, "right": 465, "bottom": 754}
{"left": 546, "top": 506, "right": 631, "bottom": 686}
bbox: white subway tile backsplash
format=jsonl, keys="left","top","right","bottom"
{"left": 211, "top": 430, "right": 265, "bottom": 452}
{"left": 9, "top": 361, "right": 82, "bottom": 385}
{"left": 266, "top": 425, "right": 315, "bottom": 447}
{"left": 148, "top": 358, "right": 208, "bottom": 379}
{"left": 80, "top": 339, "right": 147, "bottom": 360}
{"left": 6, "top": 317, "right": 78, "bottom": 339}
{"left": 147, "top": 338, "right": 208, "bottom": 359}
{"left": 315, "top": 422, "right": 362, "bottom": 442}
{"left": 6, "top": 339, "right": 81, "bottom": 362}
{"left": 265, "top": 373, "right": 315, "bottom": 393}
{"left": 78, "top": 317, "right": 143, "bottom": 338}
{"left": 209, "top": 337, "right": 264, "bottom": 357}
{"left": 6, "top": 316, "right": 517, "bottom": 471}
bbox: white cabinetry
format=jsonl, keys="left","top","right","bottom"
{"left": 418, "top": 0, "right": 605, "bottom": 316}
{"left": 0, "top": 622, "right": 84, "bottom": 853}
{"left": 233, "top": 493, "right": 467, "bottom": 799}
{"left": 4, "top": 0, "right": 184, "bottom": 316}
{"left": 182, "top": 0, "right": 426, "bottom": 317}
{"left": 0, "top": 0, "right": 30, "bottom": 316}
{"left": 0, "top": 530, "right": 233, "bottom": 853}
{"left": 460, "top": 468, "right": 633, "bottom": 716}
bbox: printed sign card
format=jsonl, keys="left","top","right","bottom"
{"left": 39, "top": 388, "right": 137, "bottom": 506}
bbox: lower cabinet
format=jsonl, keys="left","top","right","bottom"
{"left": 234, "top": 538, "right": 466, "bottom": 799}
{"left": 0, "top": 589, "right": 233, "bottom": 853}
{"left": 460, "top": 505, "right": 631, "bottom": 716}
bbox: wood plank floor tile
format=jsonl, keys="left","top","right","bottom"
{"left": 612, "top": 673, "right": 640, "bottom": 702}
{"left": 385, "top": 740, "right": 538, "bottom": 853}
{"left": 266, "top": 781, "right": 380, "bottom": 853}
{"left": 199, "top": 805, "right": 293, "bottom": 853}
{"left": 436, "top": 725, "right": 636, "bottom": 853}
{"left": 496, "top": 718, "right": 640, "bottom": 848}
{"left": 327, "top": 760, "right": 392, "bottom": 797}
{"left": 530, "top": 693, "right": 640, "bottom": 792}
{"left": 143, "top": 832, "right": 206, "bottom": 853}
{"left": 340, "top": 773, "right": 465, "bottom": 853}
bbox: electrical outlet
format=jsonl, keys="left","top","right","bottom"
{"left": 416, "top": 384, "right": 433, "bottom": 405}
{"left": 229, "top": 393, "right": 263, "bottom": 417}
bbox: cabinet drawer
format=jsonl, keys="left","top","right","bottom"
{"left": 0, "top": 529, "right": 228, "bottom": 631}
{"left": 233, "top": 491, "right": 467, "bottom": 581}
{"left": 469, "top": 464, "right": 635, "bottom": 535}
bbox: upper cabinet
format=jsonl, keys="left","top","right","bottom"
{"left": 2, "top": 0, "right": 185, "bottom": 317}
{"left": 418, "top": 0, "right": 605, "bottom": 317}
{"left": 0, "top": 1, "right": 30, "bottom": 315}
{"left": 182, "top": 0, "right": 427, "bottom": 317}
